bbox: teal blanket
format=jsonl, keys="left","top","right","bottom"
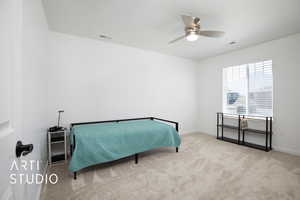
{"left": 69, "top": 119, "right": 181, "bottom": 172}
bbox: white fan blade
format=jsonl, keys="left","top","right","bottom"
{"left": 168, "top": 35, "right": 186, "bottom": 44}
{"left": 199, "top": 30, "right": 225, "bottom": 38}
{"left": 181, "top": 15, "right": 199, "bottom": 27}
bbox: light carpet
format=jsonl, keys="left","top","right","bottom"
{"left": 40, "top": 133, "right": 300, "bottom": 200}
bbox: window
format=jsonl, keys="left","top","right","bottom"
{"left": 223, "top": 60, "right": 273, "bottom": 117}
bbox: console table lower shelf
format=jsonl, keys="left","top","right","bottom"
{"left": 216, "top": 113, "right": 272, "bottom": 152}
{"left": 217, "top": 136, "right": 270, "bottom": 151}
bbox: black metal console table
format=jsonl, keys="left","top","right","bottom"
{"left": 216, "top": 112, "right": 272, "bottom": 152}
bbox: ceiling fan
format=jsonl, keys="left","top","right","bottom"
{"left": 169, "top": 15, "right": 225, "bottom": 44}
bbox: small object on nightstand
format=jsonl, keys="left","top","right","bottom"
{"left": 47, "top": 128, "right": 67, "bottom": 165}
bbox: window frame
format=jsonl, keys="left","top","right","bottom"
{"left": 222, "top": 60, "right": 273, "bottom": 118}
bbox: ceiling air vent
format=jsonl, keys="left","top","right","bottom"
{"left": 99, "top": 34, "right": 112, "bottom": 40}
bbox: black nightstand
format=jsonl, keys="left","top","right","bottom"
{"left": 47, "top": 128, "right": 67, "bottom": 165}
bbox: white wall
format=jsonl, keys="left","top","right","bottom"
{"left": 21, "top": 0, "right": 49, "bottom": 199}
{"left": 47, "top": 32, "right": 199, "bottom": 133}
{"left": 196, "top": 33, "right": 300, "bottom": 155}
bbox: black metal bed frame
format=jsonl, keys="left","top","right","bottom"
{"left": 70, "top": 117, "right": 179, "bottom": 179}
{"left": 216, "top": 112, "right": 272, "bottom": 152}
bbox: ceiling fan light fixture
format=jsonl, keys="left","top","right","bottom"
{"left": 186, "top": 32, "right": 199, "bottom": 42}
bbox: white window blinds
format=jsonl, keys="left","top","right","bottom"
{"left": 223, "top": 60, "right": 273, "bottom": 117}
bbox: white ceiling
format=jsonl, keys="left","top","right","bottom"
{"left": 42, "top": 0, "right": 300, "bottom": 60}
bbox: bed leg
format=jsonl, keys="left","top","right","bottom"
{"left": 135, "top": 154, "right": 138, "bottom": 164}
{"left": 176, "top": 147, "right": 178, "bottom": 153}
{"left": 74, "top": 172, "right": 77, "bottom": 180}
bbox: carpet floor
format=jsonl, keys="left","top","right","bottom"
{"left": 40, "top": 133, "right": 300, "bottom": 200}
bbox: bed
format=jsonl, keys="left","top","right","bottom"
{"left": 69, "top": 117, "right": 181, "bottom": 179}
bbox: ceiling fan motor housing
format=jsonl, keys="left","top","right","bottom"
{"left": 185, "top": 26, "right": 200, "bottom": 36}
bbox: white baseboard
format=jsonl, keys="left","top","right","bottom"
{"left": 180, "top": 130, "right": 201, "bottom": 135}
{"left": 272, "top": 146, "right": 300, "bottom": 157}
{"left": 193, "top": 131, "right": 214, "bottom": 137}
{"left": 35, "top": 160, "right": 48, "bottom": 200}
